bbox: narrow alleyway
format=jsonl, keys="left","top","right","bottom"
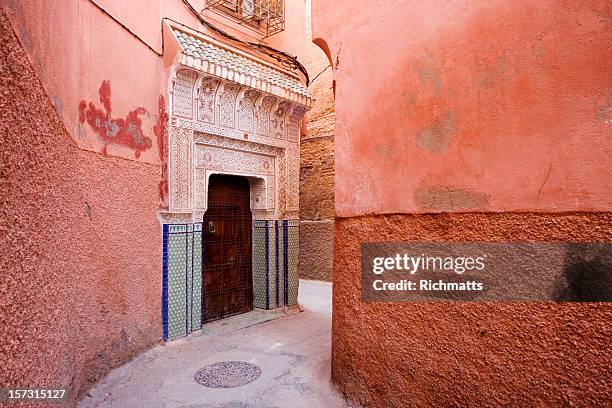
{"left": 79, "top": 280, "right": 347, "bottom": 408}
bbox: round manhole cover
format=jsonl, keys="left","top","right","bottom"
{"left": 194, "top": 361, "right": 262, "bottom": 388}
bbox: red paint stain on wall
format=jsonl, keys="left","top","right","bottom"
{"left": 153, "top": 95, "right": 168, "bottom": 207}
{"left": 79, "top": 81, "right": 152, "bottom": 158}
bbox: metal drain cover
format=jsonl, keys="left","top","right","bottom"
{"left": 194, "top": 361, "right": 262, "bottom": 388}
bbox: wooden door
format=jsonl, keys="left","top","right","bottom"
{"left": 202, "top": 175, "right": 253, "bottom": 323}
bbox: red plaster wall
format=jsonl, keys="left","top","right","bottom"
{"left": 310, "top": 0, "right": 612, "bottom": 406}
{"left": 0, "top": 11, "right": 161, "bottom": 405}
{"left": 334, "top": 214, "right": 612, "bottom": 407}
{"left": 1, "top": 1, "right": 311, "bottom": 403}
{"left": 1, "top": 0, "right": 309, "bottom": 167}
{"left": 312, "top": 0, "right": 612, "bottom": 215}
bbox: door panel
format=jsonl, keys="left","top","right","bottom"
{"left": 202, "top": 175, "right": 253, "bottom": 323}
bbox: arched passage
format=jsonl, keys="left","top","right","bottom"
{"left": 299, "top": 1, "right": 336, "bottom": 282}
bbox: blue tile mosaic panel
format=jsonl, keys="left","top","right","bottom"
{"left": 252, "top": 220, "right": 271, "bottom": 309}
{"left": 285, "top": 220, "right": 300, "bottom": 307}
{"left": 162, "top": 223, "right": 203, "bottom": 341}
{"left": 252, "top": 219, "right": 299, "bottom": 310}
{"left": 164, "top": 219, "right": 299, "bottom": 341}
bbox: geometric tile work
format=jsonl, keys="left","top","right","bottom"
{"left": 268, "top": 222, "right": 278, "bottom": 309}
{"left": 186, "top": 226, "right": 193, "bottom": 334}
{"left": 276, "top": 221, "right": 286, "bottom": 309}
{"left": 185, "top": 223, "right": 203, "bottom": 334}
{"left": 162, "top": 223, "right": 203, "bottom": 341}
{"left": 164, "top": 224, "right": 187, "bottom": 341}
{"left": 164, "top": 220, "right": 297, "bottom": 341}
{"left": 285, "top": 220, "right": 300, "bottom": 307}
{"left": 252, "top": 220, "right": 270, "bottom": 309}
{"left": 252, "top": 220, "right": 299, "bottom": 310}
{"left": 191, "top": 223, "right": 203, "bottom": 331}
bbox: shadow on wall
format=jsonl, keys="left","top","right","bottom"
{"left": 298, "top": 24, "right": 335, "bottom": 282}
{"left": 554, "top": 243, "right": 612, "bottom": 302}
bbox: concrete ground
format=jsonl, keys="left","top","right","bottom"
{"left": 79, "top": 280, "right": 347, "bottom": 408}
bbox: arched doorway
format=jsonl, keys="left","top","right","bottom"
{"left": 202, "top": 174, "right": 253, "bottom": 323}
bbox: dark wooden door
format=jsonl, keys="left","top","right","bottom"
{"left": 202, "top": 175, "right": 253, "bottom": 323}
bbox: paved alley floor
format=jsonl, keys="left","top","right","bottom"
{"left": 79, "top": 280, "right": 347, "bottom": 408}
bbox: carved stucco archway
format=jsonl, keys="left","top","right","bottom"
{"left": 158, "top": 26, "right": 311, "bottom": 224}
{"left": 199, "top": 171, "right": 270, "bottom": 219}
{"left": 159, "top": 26, "right": 310, "bottom": 340}
{"left": 192, "top": 132, "right": 283, "bottom": 221}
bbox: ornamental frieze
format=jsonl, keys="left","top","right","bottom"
{"left": 163, "top": 29, "right": 309, "bottom": 224}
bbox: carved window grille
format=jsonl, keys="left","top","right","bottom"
{"left": 204, "top": 0, "right": 285, "bottom": 38}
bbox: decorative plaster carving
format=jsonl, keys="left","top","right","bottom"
{"left": 165, "top": 63, "right": 306, "bottom": 223}
{"left": 195, "top": 145, "right": 274, "bottom": 176}
{"left": 218, "top": 82, "right": 241, "bottom": 128}
{"left": 170, "top": 125, "right": 193, "bottom": 211}
{"left": 278, "top": 151, "right": 287, "bottom": 215}
{"left": 193, "top": 132, "right": 283, "bottom": 157}
{"left": 192, "top": 132, "right": 284, "bottom": 217}
{"left": 198, "top": 76, "right": 220, "bottom": 124}
{"left": 249, "top": 178, "right": 267, "bottom": 210}
{"left": 175, "top": 107, "right": 299, "bottom": 150}
{"left": 173, "top": 69, "right": 197, "bottom": 119}
{"left": 287, "top": 105, "right": 306, "bottom": 142}
{"left": 257, "top": 96, "right": 276, "bottom": 137}
{"left": 194, "top": 168, "right": 207, "bottom": 212}
{"left": 238, "top": 89, "right": 260, "bottom": 133}
{"left": 285, "top": 148, "right": 299, "bottom": 211}
{"left": 271, "top": 101, "right": 291, "bottom": 139}
{"left": 173, "top": 28, "right": 313, "bottom": 107}
{"left": 266, "top": 172, "right": 275, "bottom": 209}
{"left": 157, "top": 211, "right": 195, "bottom": 224}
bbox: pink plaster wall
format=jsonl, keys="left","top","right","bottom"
{"left": 1, "top": 10, "right": 161, "bottom": 404}
{"left": 311, "top": 1, "right": 612, "bottom": 406}
{"left": 312, "top": 0, "right": 612, "bottom": 216}
{"left": 0, "top": 1, "right": 309, "bottom": 404}
{"left": 2, "top": 0, "right": 308, "bottom": 168}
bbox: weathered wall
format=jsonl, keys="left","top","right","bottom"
{"left": 312, "top": 0, "right": 611, "bottom": 215}
{"left": 299, "top": 0, "right": 335, "bottom": 281}
{"left": 0, "top": 1, "right": 311, "bottom": 402}
{"left": 310, "top": 0, "right": 612, "bottom": 406}
{"left": 300, "top": 137, "right": 334, "bottom": 220}
{"left": 298, "top": 220, "right": 334, "bottom": 281}
{"left": 0, "top": 11, "right": 161, "bottom": 405}
{"left": 299, "top": 137, "right": 334, "bottom": 281}
{"left": 2, "top": 0, "right": 310, "bottom": 207}
{"left": 334, "top": 213, "right": 612, "bottom": 408}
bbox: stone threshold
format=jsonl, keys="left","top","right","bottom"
{"left": 190, "top": 306, "right": 303, "bottom": 339}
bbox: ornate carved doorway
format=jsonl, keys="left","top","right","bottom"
{"left": 202, "top": 174, "right": 253, "bottom": 323}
